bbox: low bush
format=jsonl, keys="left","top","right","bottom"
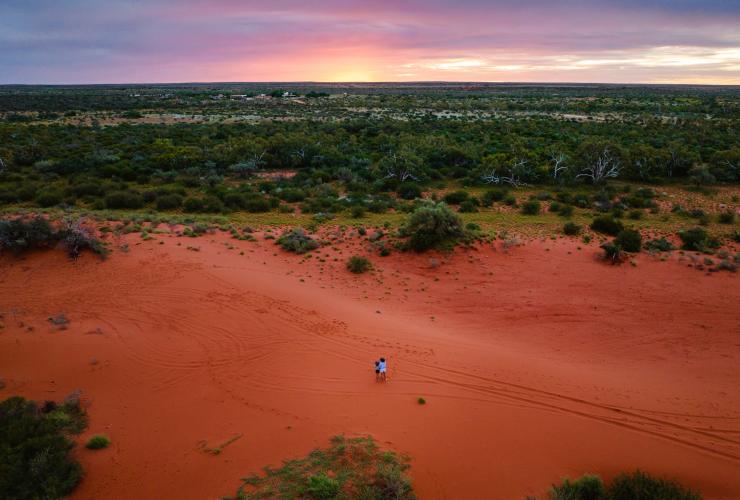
{"left": 183, "top": 197, "right": 205, "bottom": 212}
{"left": 601, "top": 242, "right": 625, "bottom": 264}
{"left": 242, "top": 195, "right": 271, "bottom": 213}
{"left": 608, "top": 470, "right": 701, "bottom": 500}
{"left": 615, "top": 229, "right": 642, "bottom": 252}
{"left": 551, "top": 474, "right": 604, "bottom": 500}
{"left": 521, "top": 200, "right": 541, "bottom": 215}
{"left": 678, "top": 227, "right": 719, "bottom": 252}
{"left": 718, "top": 211, "right": 735, "bottom": 224}
{"left": 548, "top": 471, "right": 700, "bottom": 500}
{"left": 0, "top": 216, "right": 55, "bottom": 255}
{"left": 0, "top": 396, "right": 87, "bottom": 499}
{"left": 276, "top": 228, "right": 319, "bottom": 254}
{"left": 645, "top": 238, "right": 675, "bottom": 252}
{"left": 36, "top": 190, "right": 64, "bottom": 207}
{"left": 481, "top": 188, "right": 508, "bottom": 206}
{"left": 155, "top": 193, "right": 183, "bottom": 210}
{"left": 347, "top": 256, "right": 372, "bottom": 274}
{"left": 397, "top": 183, "right": 423, "bottom": 200}
{"left": 227, "top": 435, "right": 414, "bottom": 500}
{"left": 401, "top": 202, "right": 465, "bottom": 252}
{"left": 458, "top": 199, "right": 478, "bottom": 213}
{"left": 590, "top": 216, "right": 624, "bottom": 236}
{"left": 57, "top": 219, "right": 108, "bottom": 258}
{"left": 105, "top": 190, "right": 144, "bottom": 210}
{"left": 558, "top": 205, "right": 575, "bottom": 217}
{"left": 442, "top": 190, "right": 469, "bottom": 205}
{"left": 563, "top": 222, "right": 582, "bottom": 236}
{"left": 85, "top": 434, "right": 111, "bottom": 450}
{"left": 351, "top": 205, "right": 366, "bottom": 218}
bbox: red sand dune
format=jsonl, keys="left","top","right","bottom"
{"left": 1, "top": 231, "right": 739, "bottom": 499}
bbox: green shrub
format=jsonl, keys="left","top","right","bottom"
{"left": 503, "top": 195, "right": 517, "bottom": 206}
{"left": 417, "top": 397, "right": 426, "bottom": 405}
{"left": 563, "top": 222, "right": 582, "bottom": 236}
{"left": 243, "top": 195, "right": 271, "bottom": 213}
{"left": 202, "top": 195, "right": 225, "bottom": 213}
{"left": 608, "top": 470, "right": 701, "bottom": 500}
{"left": 481, "top": 188, "right": 508, "bottom": 206}
{"left": 551, "top": 474, "right": 605, "bottom": 500}
{"left": 351, "top": 205, "right": 366, "bottom": 218}
{"left": 615, "top": 229, "right": 642, "bottom": 252}
{"left": 459, "top": 199, "right": 478, "bottom": 213}
{"left": 36, "top": 190, "right": 64, "bottom": 207}
{"left": 549, "top": 471, "right": 699, "bottom": 500}
{"left": 558, "top": 205, "right": 575, "bottom": 217}
{"left": 227, "top": 436, "right": 413, "bottom": 500}
{"left": 0, "top": 216, "right": 55, "bottom": 254}
{"left": 601, "top": 242, "right": 625, "bottom": 264}
{"left": 306, "top": 473, "right": 340, "bottom": 499}
{"left": 183, "top": 197, "right": 204, "bottom": 212}
{"left": 718, "top": 211, "right": 735, "bottom": 224}
{"left": 521, "top": 200, "right": 541, "bottom": 215}
{"left": 277, "top": 228, "right": 319, "bottom": 254}
{"left": 57, "top": 220, "right": 108, "bottom": 258}
{"left": 85, "top": 434, "right": 111, "bottom": 450}
{"left": 278, "top": 188, "right": 306, "bottom": 202}
{"left": 347, "top": 256, "right": 372, "bottom": 274}
{"left": 678, "top": 227, "right": 719, "bottom": 252}
{"left": 590, "top": 216, "right": 624, "bottom": 236}
{"left": 397, "top": 183, "right": 423, "bottom": 200}
{"left": 0, "top": 396, "right": 87, "bottom": 499}
{"left": 549, "top": 201, "right": 562, "bottom": 212}
{"left": 401, "top": 202, "right": 465, "bottom": 252}
{"left": 155, "top": 193, "right": 183, "bottom": 210}
{"left": 105, "top": 190, "right": 144, "bottom": 209}
{"left": 442, "top": 190, "right": 469, "bottom": 205}
{"left": 645, "top": 238, "right": 675, "bottom": 252}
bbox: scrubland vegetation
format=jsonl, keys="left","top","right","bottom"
{"left": 227, "top": 435, "right": 414, "bottom": 500}
{"left": 0, "top": 84, "right": 736, "bottom": 265}
{"left": 544, "top": 470, "right": 701, "bottom": 500}
{"left": 0, "top": 395, "right": 87, "bottom": 499}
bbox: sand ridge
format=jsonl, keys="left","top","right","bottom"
{"left": 0, "top": 231, "right": 738, "bottom": 499}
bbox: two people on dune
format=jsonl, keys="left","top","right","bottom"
{"left": 374, "top": 357, "right": 387, "bottom": 383}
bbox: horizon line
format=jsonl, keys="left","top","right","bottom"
{"left": 2, "top": 80, "right": 740, "bottom": 88}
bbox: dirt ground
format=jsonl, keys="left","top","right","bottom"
{"left": 1, "top": 231, "right": 738, "bottom": 499}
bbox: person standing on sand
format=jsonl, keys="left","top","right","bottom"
{"left": 374, "top": 360, "right": 381, "bottom": 382}
{"left": 378, "top": 357, "right": 387, "bottom": 383}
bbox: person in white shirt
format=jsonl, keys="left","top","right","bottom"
{"left": 378, "top": 357, "right": 387, "bottom": 383}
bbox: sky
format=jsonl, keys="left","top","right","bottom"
{"left": 1, "top": 0, "right": 739, "bottom": 84}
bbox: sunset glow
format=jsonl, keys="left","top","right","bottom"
{"left": 1, "top": 0, "right": 739, "bottom": 84}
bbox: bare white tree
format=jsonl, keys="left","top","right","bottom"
{"left": 482, "top": 157, "right": 530, "bottom": 187}
{"left": 577, "top": 147, "right": 620, "bottom": 184}
{"left": 549, "top": 152, "right": 568, "bottom": 180}
{"left": 0, "top": 156, "right": 5, "bottom": 175}
{"left": 382, "top": 152, "right": 420, "bottom": 181}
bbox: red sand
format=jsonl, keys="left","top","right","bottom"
{"left": 1, "top": 231, "right": 739, "bottom": 499}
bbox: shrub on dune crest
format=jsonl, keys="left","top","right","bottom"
{"left": 614, "top": 229, "right": 642, "bottom": 253}
{"left": 401, "top": 202, "right": 465, "bottom": 252}
{"left": 590, "top": 216, "right": 624, "bottom": 236}
{"left": 276, "top": 227, "right": 319, "bottom": 254}
{"left": 0, "top": 216, "right": 106, "bottom": 258}
{"left": 547, "top": 471, "right": 701, "bottom": 500}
